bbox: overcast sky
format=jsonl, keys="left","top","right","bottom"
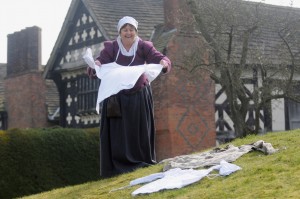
{"left": 0, "top": 0, "right": 299, "bottom": 65}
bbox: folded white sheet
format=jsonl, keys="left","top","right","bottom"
{"left": 83, "top": 48, "right": 163, "bottom": 113}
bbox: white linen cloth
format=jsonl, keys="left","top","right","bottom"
{"left": 131, "top": 168, "right": 214, "bottom": 196}
{"left": 162, "top": 140, "right": 278, "bottom": 171}
{"left": 130, "top": 160, "right": 241, "bottom": 196}
{"left": 83, "top": 48, "right": 163, "bottom": 113}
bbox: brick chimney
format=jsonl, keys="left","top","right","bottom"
{"left": 163, "top": 0, "right": 196, "bottom": 31}
{"left": 7, "top": 26, "right": 42, "bottom": 76}
{"left": 4, "top": 26, "right": 48, "bottom": 128}
{"left": 153, "top": 0, "right": 216, "bottom": 160}
{"left": 164, "top": 0, "right": 180, "bottom": 30}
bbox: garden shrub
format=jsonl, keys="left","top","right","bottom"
{"left": 0, "top": 127, "right": 99, "bottom": 199}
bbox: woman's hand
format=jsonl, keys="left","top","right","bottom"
{"left": 95, "top": 60, "right": 101, "bottom": 66}
{"left": 160, "top": 59, "right": 168, "bottom": 69}
{"left": 87, "top": 60, "right": 101, "bottom": 79}
{"left": 87, "top": 67, "right": 96, "bottom": 79}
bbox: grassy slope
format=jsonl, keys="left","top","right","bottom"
{"left": 21, "top": 129, "right": 300, "bottom": 199}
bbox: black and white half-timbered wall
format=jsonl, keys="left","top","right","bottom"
{"left": 47, "top": 3, "right": 104, "bottom": 127}
{"left": 208, "top": 1, "right": 300, "bottom": 141}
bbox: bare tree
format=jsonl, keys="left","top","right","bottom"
{"left": 180, "top": 0, "right": 300, "bottom": 137}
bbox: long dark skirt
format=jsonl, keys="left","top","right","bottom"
{"left": 99, "top": 85, "right": 156, "bottom": 178}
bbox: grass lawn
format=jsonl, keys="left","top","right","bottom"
{"left": 20, "top": 129, "right": 300, "bottom": 199}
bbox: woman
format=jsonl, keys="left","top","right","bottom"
{"left": 87, "top": 16, "right": 171, "bottom": 178}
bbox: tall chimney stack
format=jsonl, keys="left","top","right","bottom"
{"left": 154, "top": 0, "right": 216, "bottom": 161}
{"left": 7, "top": 26, "right": 42, "bottom": 77}
{"left": 5, "top": 26, "right": 48, "bottom": 128}
{"left": 164, "top": 0, "right": 181, "bottom": 30}
{"left": 163, "top": 0, "right": 196, "bottom": 32}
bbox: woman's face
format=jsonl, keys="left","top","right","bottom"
{"left": 120, "top": 24, "right": 137, "bottom": 45}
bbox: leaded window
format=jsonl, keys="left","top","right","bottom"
{"left": 77, "top": 75, "right": 100, "bottom": 114}
{"left": 0, "top": 111, "right": 7, "bottom": 130}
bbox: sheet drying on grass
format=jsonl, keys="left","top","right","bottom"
{"left": 162, "top": 140, "right": 278, "bottom": 171}
{"left": 131, "top": 160, "right": 241, "bottom": 196}
{"left": 110, "top": 140, "right": 277, "bottom": 196}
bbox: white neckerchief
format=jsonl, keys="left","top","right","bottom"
{"left": 116, "top": 36, "right": 139, "bottom": 66}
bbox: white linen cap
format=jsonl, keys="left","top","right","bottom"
{"left": 117, "top": 16, "right": 138, "bottom": 33}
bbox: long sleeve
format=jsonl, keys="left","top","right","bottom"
{"left": 96, "top": 41, "right": 117, "bottom": 64}
{"left": 142, "top": 41, "right": 171, "bottom": 74}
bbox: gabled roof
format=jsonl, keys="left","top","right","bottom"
{"left": 151, "top": 24, "right": 177, "bottom": 53}
{"left": 43, "top": 0, "right": 164, "bottom": 78}
{"left": 82, "top": 0, "right": 164, "bottom": 40}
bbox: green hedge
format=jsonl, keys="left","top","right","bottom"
{"left": 0, "top": 127, "right": 99, "bottom": 199}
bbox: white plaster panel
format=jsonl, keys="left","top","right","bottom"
{"left": 271, "top": 98, "right": 285, "bottom": 131}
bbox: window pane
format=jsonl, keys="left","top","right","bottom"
{"left": 288, "top": 100, "right": 300, "bottom": 129}
{"left": 77, "top": 75, "right": 100, "bottom": 113}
